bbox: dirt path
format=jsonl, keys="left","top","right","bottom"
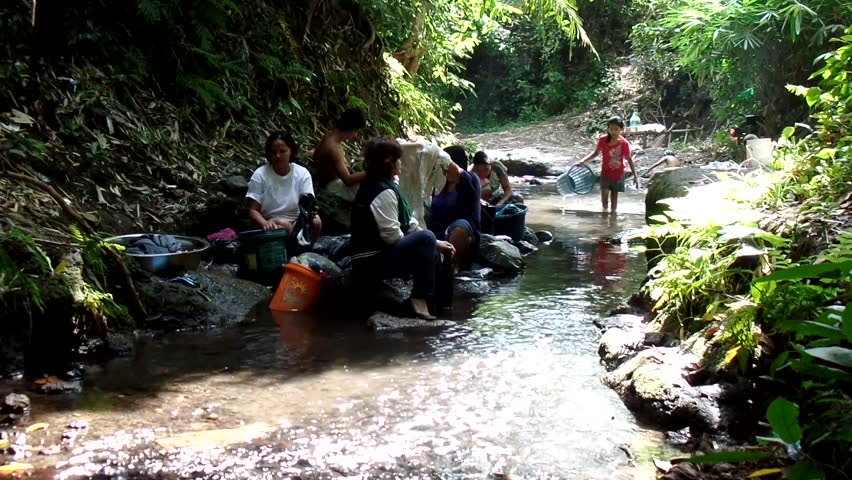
{"left": 460, "top": 114, "right": 711, "bottom": 176}
{"left": 462, "top": 115, "right": 593, "bottom": 171}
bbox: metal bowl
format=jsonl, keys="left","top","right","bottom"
{"left": 103, "top": 234, "right": 210, "bottom": 275}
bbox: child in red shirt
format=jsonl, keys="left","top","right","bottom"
{"left": 576, "top": 116, "right": 640, "bottom": 213}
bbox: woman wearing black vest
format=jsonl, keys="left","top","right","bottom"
{"left": 350, "top": 137, "right": 456, "bottom": 320}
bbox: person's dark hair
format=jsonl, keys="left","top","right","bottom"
{"left": 444, "top": 145, "right": 469, "bottom": 171}
{"left": 265, "top": 131, "right": 299, "bottom": 161}
{"left": 664, "top": 149, "right": 676, "bottom": 156}
{"left": 472, "top": 151, "right": 490, "bottom": 166}
{"left": 363, "top": 136, "right": 402, "bottom": 180}
{"left": 606, "top": 116, "right": 625, "bottom": 142}
{"left": 336, "top": 108, "right": 367, "bottom": 132}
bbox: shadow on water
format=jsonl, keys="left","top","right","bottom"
{"left": 3, "top": 188, "right": 665, "bottom": 479}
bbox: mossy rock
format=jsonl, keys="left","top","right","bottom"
{"left": 644, "top": 167, "right": 715, "bottom": 224}
{"left": 644, "top": 167, "right": 717, "bottom": 270}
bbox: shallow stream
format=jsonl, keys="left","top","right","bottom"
{"left": 4, "top": 186, "right": 667, "bottom": 479}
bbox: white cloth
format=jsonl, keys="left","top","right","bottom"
{"left": 396, "top": 140, "right": 451, "bottom": 227}
{"left": 370, "top": 189, "right": 419, "bottom": 245}
{"left": 245, "top": 163, "right": 315, "bottom": 222}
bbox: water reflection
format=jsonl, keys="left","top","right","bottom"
{"left": 12, "top": 191, "right": 664, "bottom": 480}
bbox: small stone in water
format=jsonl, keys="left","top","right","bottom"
{"left": 40, "top": 445, "right": 62, "bottom": 455}
{"left": 68, "top": 420, "right": 89, "bottom": 430}
{"left": 207, "top": 413, "right": 220, "bottom": 421}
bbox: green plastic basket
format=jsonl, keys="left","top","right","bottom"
{"left": 238, "top": 229, "right": 287, "bottom": 282}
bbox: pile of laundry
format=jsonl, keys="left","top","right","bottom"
{"left": 126, "top": 234, "right": 183, "bottom": 255}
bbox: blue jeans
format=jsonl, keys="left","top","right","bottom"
{"left": 445, "top": 219, "right": 474, "bottom": 240}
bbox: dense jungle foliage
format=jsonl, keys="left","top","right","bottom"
{"left": 460, "top": 0, "right": 852, "bottom": 137}
{"left": 642, "top": 27, "right": 852, "bottom": 479}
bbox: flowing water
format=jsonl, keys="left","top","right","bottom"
{"left": 3, "top": 186, "right": 669, "bottom": 479}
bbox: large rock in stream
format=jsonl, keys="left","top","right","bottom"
{"left": 500, "top": 158, "right": 559, "bottom": 177}
{"left": 138, "top": 269, "right": 270, "bottom": 330}
{"left": 479, "top": 234, "right": 524, "bottom": 273}
{"left": 644, "top": 167, "right": 719, "bottom": 270}
{"left": 601, "top": 346, "right": 752, "bottom": 433}
{"left": 645, "top": 167, "right": 717, "bottom": 224}
{"left": 367, "top": 312, "right": 455, "bottom": 332}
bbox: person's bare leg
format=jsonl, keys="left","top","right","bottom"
{"left": 447, "top": 226, "right": 472, "bottom": 273}
{"left": 610, "top": 191, "right": 619, "bottom": 213}
{"left": 601, "top": 187, "right": 609, "bottom": 211}
{"left": 411, "top": 298, "right": 431, "bottom": 316}
{"left": 311, "top": 216, "right": 322, "bottom": 239}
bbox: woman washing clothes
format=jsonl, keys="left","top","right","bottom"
{"left": 472, "top": 151, "right": 524, "bottom": 206}
{"left": 426, "top": 146, "right": 481, "bottom": 273}
{"left": 246, "top": 131, "right": 322, "bottom": 241}
{"left": 350, "top": 137, "right": 456, "bottom": 320}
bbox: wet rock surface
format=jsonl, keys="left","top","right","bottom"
{"left": 367, "top": 312, "right": 456, "bottom": 332}
{"left": 479, "top": 234, "right": 524, "bottom": 273}
{"left": 601, "top": 346, "right": 752, "bottom": 433}
{"left": 645, "top": 167, "right": 717, "bottom": 223}
{"left": 534, "top": 230, "right": 554, "bottom": 243}
{"left": 0, "top": 394, "right": 30, "bottom": 425}
{"left": 500, "top": 158, "right": 557, "bottom": 177}
{"left": 139, "top": 269, "right": 270, "bottom": 331}
{"left": 309, "top": 235, "right": 350, "bottom": 260}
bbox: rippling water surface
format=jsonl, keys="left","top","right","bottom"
{"left": 7, "top": 188, "right": 667, "bottom": 479}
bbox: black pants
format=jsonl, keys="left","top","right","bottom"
{"left": 376, "top": 230, "right": 439, "bottom": 298}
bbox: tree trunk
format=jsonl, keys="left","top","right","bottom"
{"left": 394, "top": 1, "right": 431, "bottom": 77}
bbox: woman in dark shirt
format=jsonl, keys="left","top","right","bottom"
{"left": 426, "top": 146, "right": 481, "bottom": 272}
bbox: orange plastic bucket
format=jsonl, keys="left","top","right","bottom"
{"left": 269, "top": 262, "right": 323, "bottom": 313}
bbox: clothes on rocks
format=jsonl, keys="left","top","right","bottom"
{"left": 127, "top": 234, "right": 182, "bottom": 255}
{"left": 397, "top": 140, "right": 452, "bottom": 228}
{"left": 426, "top": 170, "right": 481, "bottom": 242}
{"left": 245, "top": 163, "right": 315, "bottom": 222}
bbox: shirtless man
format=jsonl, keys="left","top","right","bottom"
{"left": 314, "top": 108, "right": 367, "bottom": 188}
{"left": 313, "top": 108, "right": 367, "bottom": 232}
{"left": 642, "top": 150, "right": 684, "bottom": 178}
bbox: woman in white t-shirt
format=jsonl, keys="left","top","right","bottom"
{"left": 246, "top": 131, "right": 322, "bottom": 239}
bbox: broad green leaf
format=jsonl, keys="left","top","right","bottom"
{"left": 769, "top": 351, "right": 790, "bottom": 377}
{"left": 828, "top": 429, "right": 852, "bottom": 442}
{"left": 804, "top": 346, "right": 852, "bottom": 368}
{"left": 787, "top": 461, "right": 825, "bottom": 480}
{"left": 766, "top": 398, "right": 802, "bottom": 443}
{"left": 754, "top": 261, "right": 852, "bottom": 283}
{"left": 682, "top": 451, "right": 772, "bottom": 464}
{"left": 842, "top": 304, "right": 852, "bottom": 342}
{"left": 790, "top": 361, "right": 851, "bottom": 382}
{"left": 779, "top": 320, "right": 844, "bottom": 340}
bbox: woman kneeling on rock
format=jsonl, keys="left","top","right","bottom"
{"left": 350, "top": 136, "right": 455, "bottom": 320}
{"left": 246, "top": 131, "right": 322, "bottom": 241}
